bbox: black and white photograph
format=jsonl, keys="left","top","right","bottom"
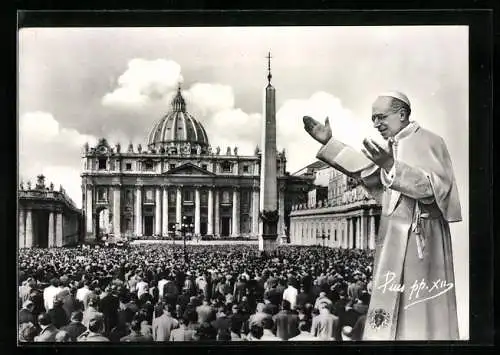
{"left": 17, "top": 21, "right": 472, "bottom": 344}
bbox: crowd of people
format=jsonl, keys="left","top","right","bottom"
{"left": 18, "top": 244, "right": 374, "bottom": 342}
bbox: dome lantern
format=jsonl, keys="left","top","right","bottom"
{"left": 147, "top": 84, "right": 209, "bottom": 152}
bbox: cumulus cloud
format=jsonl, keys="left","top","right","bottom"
{"left": 19, "top": 111, "right": 97, "bottom": 208}
{"left": 184, "top": 83, "right": 235, "bottom": 116}
{"left": 100, "top": 58, "right": 379, "bottom": 174}
{"left": 102, "top": 58, "right": 183, "bottom": 109}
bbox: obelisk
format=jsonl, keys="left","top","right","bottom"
{"left": 258, "top": 52, "right": 279, "bottom": 253}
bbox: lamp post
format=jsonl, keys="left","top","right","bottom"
{"left": 181, "top": 216, "right": 194, "bottom": 265}
{"left": 171, "top": 224, "right": 177, "bottom": 246}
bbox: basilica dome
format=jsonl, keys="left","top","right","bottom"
{"left": 147, "top": 86, "right": 210, "bottom": 151}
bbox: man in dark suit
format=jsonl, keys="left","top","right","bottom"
{"left": 48, "top": 298, "right": 69, "bottom": 329}
{"left": 19, "top": 300, "right": 36, "bottom": 325}
{"left": 34, "top": 313, "right": 59, "bottom": 342}
{"left": 61, "top": 311, "right": 87, "bottom": 341}
{"left": 62, "top": 287, "right": 83, "bottom": 320}
{"left": 100, "top": 285, "right": 120, "bottom": 335}
{"left": 273, "top": 300, "right": 299, "bottom": 340}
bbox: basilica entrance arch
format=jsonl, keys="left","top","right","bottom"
{"left": 96, "top": 206, "right": 111, "bottom": 239}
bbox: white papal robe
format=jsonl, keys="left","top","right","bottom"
{"left": 316, "top": 121, "right": 461, "bottom": 340}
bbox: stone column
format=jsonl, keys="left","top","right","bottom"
{"left": 207, "top": 188, "right": 213, "bottom": 235}
{"left": 231, "top": 188, "right": 240, "bottom": 237}
{"left": 162, "top": 187, "right": 169, "bottom": 237}
{"left": 25, "top": 209, "right": 33, "bottom": 248}
{"left": 360, "top": 215, "right": 366, "bottom": 250}
{"left": 86, "top": 185, "right": 93, "bottom": 237}
{"left": 19, "top": 209, "right": 25, "bottom": 248}
{"left": 135, "top": 186, "right": 143, "bottom": 236}
{"left": 155, "top": 187, "right": 162, "bottom": 235}
{"left": 349, "top": 218, "right": 354, "bottom": 249}
{"left": 214, "top": 189, "right": 220, "bottom": 235}
{"left": 176, "top": 186, "right": 182, "bottom": 226}
{"left": 113, "top": 186, "right": 121, "bottom": 237}
{"left": 48, "top": 212, "right": 55, "bottom": 247}
{"left": 278, "top": 185, "right": 285, "bottom": 237}
{"left": 55, "top": 212, "right": 63, "bottom": 247}
{"left": 355, "top": 216, "right": 360, "bottom": 249}
{"left": 251, "top": 188, "right": 260, "bottom": 236}
{"left": 369, "top": 213, "right": 376, "bottom": 250}
{"left": 194, "top": 187, "right": 201, "bottom": 235}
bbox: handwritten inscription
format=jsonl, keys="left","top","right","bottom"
{"left": 377, "top": 271, "right": 454, "bottom": 310}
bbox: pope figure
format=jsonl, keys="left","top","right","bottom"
{"left": 303, "top": 91, "right": 461, "bottom": 340}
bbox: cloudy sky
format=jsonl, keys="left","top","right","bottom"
{"left": 19, "top": 26, "right": 469, "bottom": 338}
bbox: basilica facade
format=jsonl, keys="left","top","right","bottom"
{"left": 81, "top": 85, "right": 312, "bottom": 242}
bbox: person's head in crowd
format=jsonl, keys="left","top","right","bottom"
{"left": 38, "top": 312, "right": 52, "bottom": 327}
{"left": 53, "top": 297, "right": 64, "bottom": 308}
{"left": 282, "top": 300, "right": 291, "bottom": 312}
{"left": 129, "top": 319, "right": 142, "bottom": 333}
{"left": 255, "top": 303, "right": 265, "bottom": 313}
{"left": 88, "top": 295, "right": 99, "bottom": 308}
{"left": 298, "top": 320, "right": 311, "bottom": 333}
{"left": 19, "top": 322, "right": 38, "bottom": 342}
{"left": 71, "top": 310, "right": 83, "bottom": 323}
{"left": 60, "top": 275, "right": 69, "bottom": 287}
{"left": 249, "top": 323, "right": 264, "bottom": 340}
{"left": 216, "top": 328, "right": 231, "bottom": 341}
{"left": 50, "top": 278, "right": 60, "bottom": 288}
{"left": 185, "top": 308, "right": 198, "bottom": 324}
{"left": 164, "top": 303, "right": 175, "bottom": 316}
{"left": 195, "top": 322, "right": 217, "bottom": 341}
{"left": 22, "top": 299, "right": 35, "bottom": 312}
{"left": 359, "top": 292, "right": 371, "bottom": 305}
{"left": 262, "top": 317, "right": 274, "bottom": 331}
{"left": 55, "top": 330, "right": 71, "bottom": 342}
{"left": 231, "top": 303, "right": 239, "bottom": 314}
{"left": 69, "top": 286, "right": 78, "bottom": 297}
{"left": 154, "top": 303, "right": 164, "bottom": 318}
{"left": 88, "top": 315, "right": 105, "bottom": 334}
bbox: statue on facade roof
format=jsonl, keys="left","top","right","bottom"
{"left": 115, "top": 143, "right": 121, "bottom": 153}
{"left": 234, "top": 146, "right": 238, "bottom": 156}
{"left": 208, "top": 146, "right": 212, "bottom": 155}
{"left": 26, "top": 181, "right": 31, "bottom": 190}
{"left": 128, "top": 142, "right": 134, "bottom": 153}
{"left": 254, "top": 145, "right": 260, "bottom": 155}
{"left": 19, "top": 181, "right": 24, "bottom": 190}
{"left": 137, "top": 144, "right": 142, "bottom": 153}
{"left": 35, "top": 174, "right": 46, "bottom": 190}
{"left": 226, "top": 147, "right": 231, "bottom": 156}
{"left": 216, "top": 146, "right": 220, "bottom": 155}
{"left": 83, "top": 142, "right": 89, "bottom": 153}
{"left": 196, "top": 144, "right": 202, "bottom": 155}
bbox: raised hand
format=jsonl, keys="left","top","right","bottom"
{"left": 361, "top": 138, "right": 394, "bottom": 172}
{"left": 303, "top": 116, "right": 332, "bottom": 145}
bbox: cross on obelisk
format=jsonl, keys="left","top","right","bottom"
{"left": 266, "top": 52, "right": 272, "bottom": 84}
{"left": 259, "top": 52, "right": 279, "bottom": 253}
